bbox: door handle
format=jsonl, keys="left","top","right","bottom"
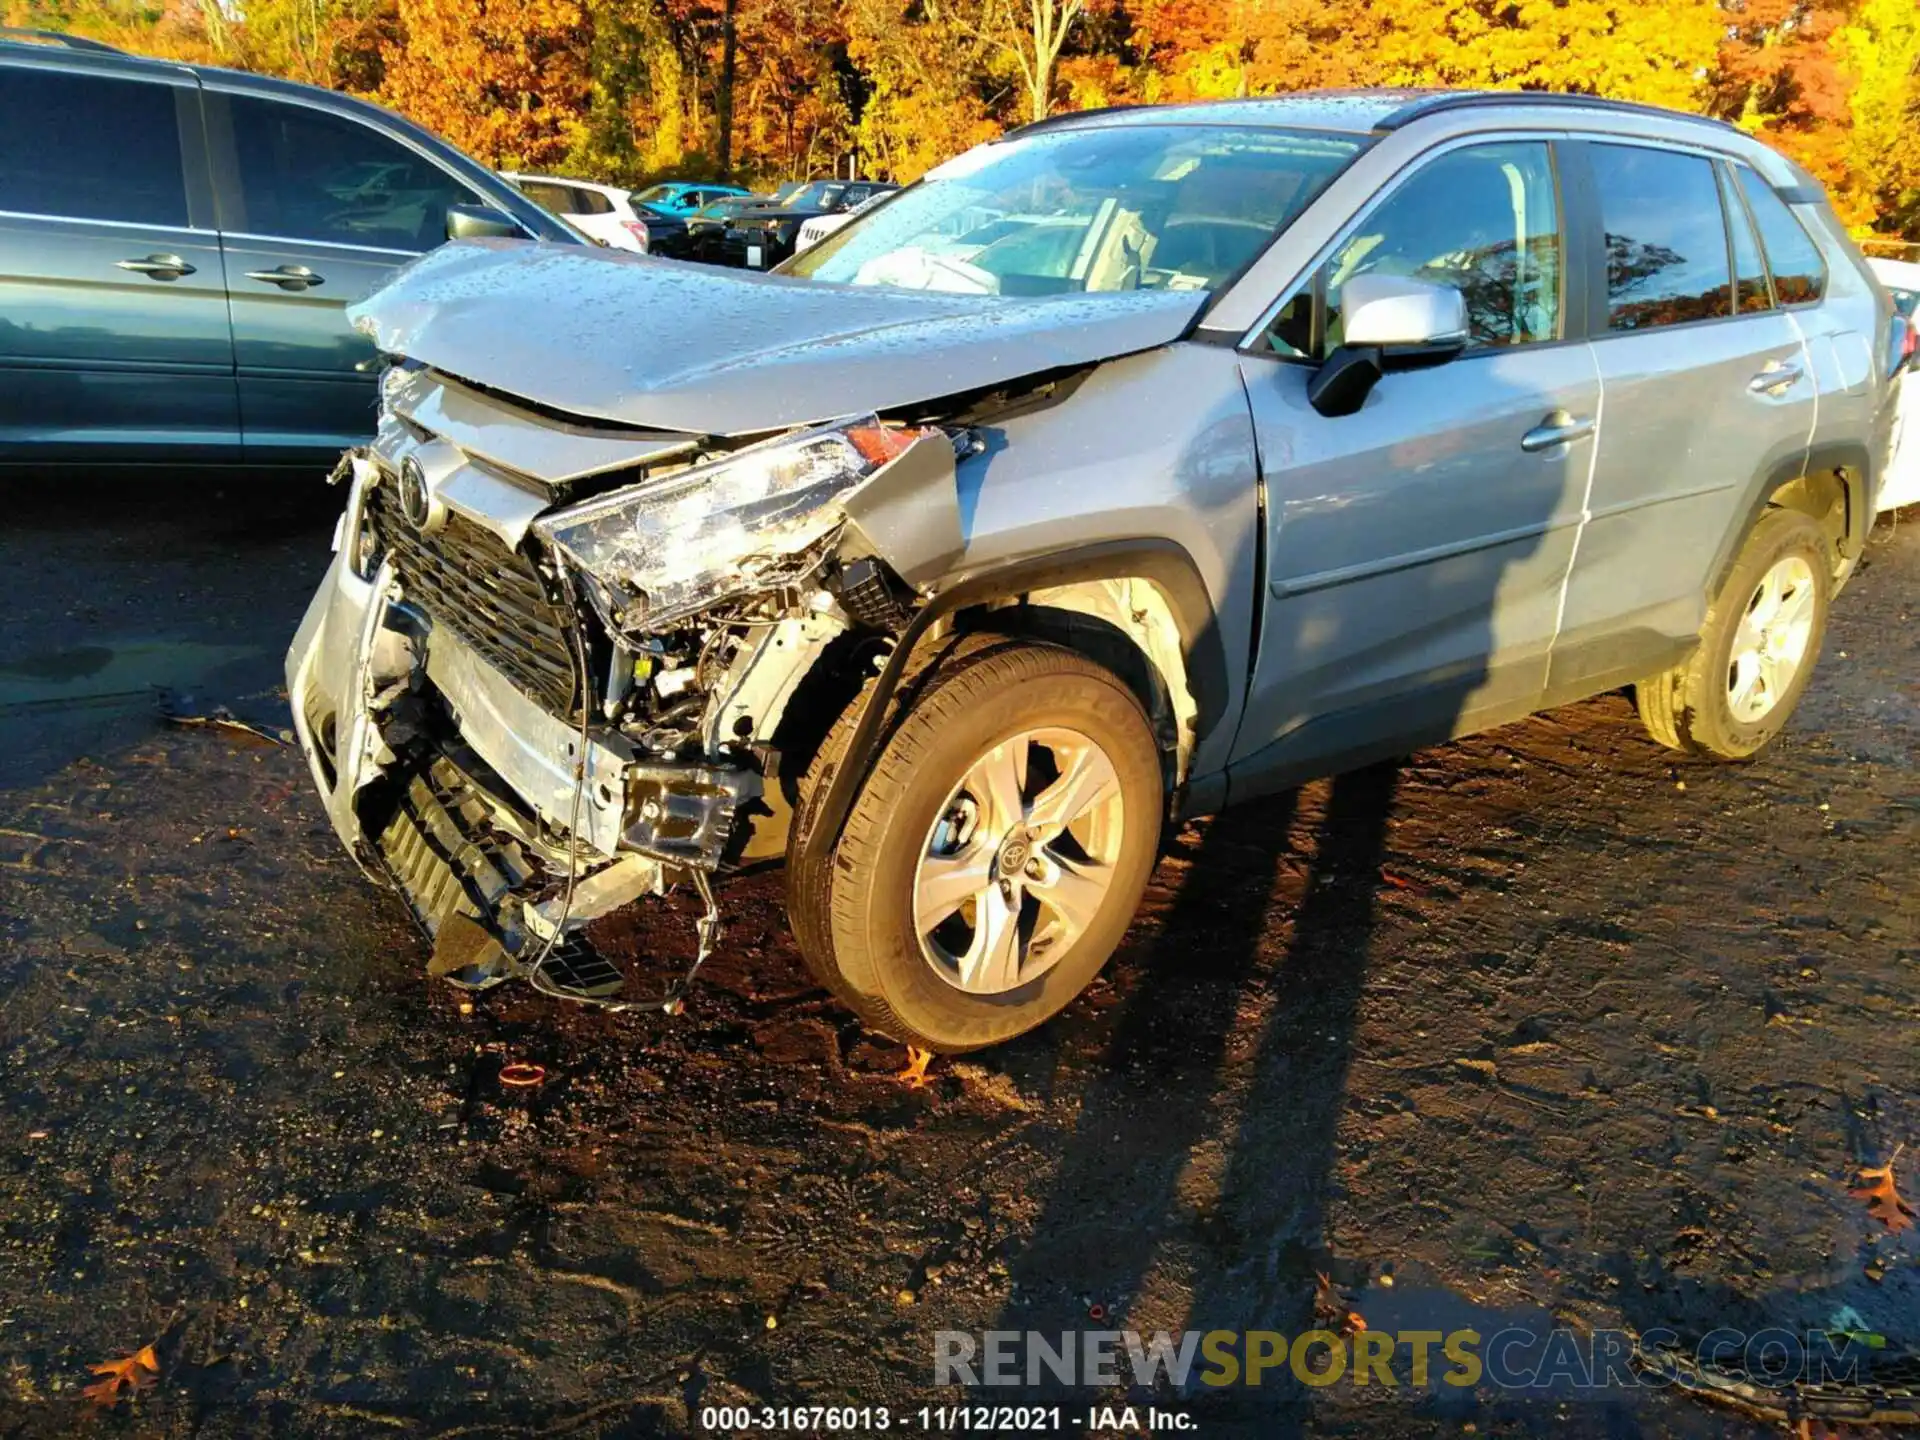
{"left": 1749, "top": 360, "right": 1803, "bottom": 396}
{"left": 246, "top": 265, "right": 325, "bottom": 291}
{"left": 116, "top": 254, "right": 195, "bottom": 280}
{"left": 1520, "top": 410, "right": 1596, "bottom": 453}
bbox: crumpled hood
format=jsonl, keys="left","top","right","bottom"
{"left": 349, "top": 241, "right": 1207, "bottom": 436}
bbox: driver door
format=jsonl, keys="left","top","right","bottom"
{"left": 1229, "top": 138, "right": 1600, "bottom": 796}
{"left": 204, "top": 89, "right": 486, "bottom": 460}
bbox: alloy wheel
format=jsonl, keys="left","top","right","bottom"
{"left": 913, "top": 727, "right": 1126, "bottom": 995}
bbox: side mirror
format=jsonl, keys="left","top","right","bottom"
{"left": 446, "top": 204, "right": 526, "bottom": 241}
{"left": 1307, "top": 275, "right": 1470, "bottom": 418}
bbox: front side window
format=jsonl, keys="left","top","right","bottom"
{"left": 1591, "top": 143, "right": 1732, "bottom": 331}
{"left": 227, "top": 95, "right": 477, "bottom": 251}
{"left": 790, "top": 125, "right": 1364, "bottom": 297}
{"left": 1734, "top": 165, "right": 1828, "bottom": 306}
{"left": 1263, "top": 141, "right": 1560, "bottom": 359}
{"left": 0, "top": 69, "right": 187, "bottom": 227}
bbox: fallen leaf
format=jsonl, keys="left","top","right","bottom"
{"left": 1313, "top": 1272, "right": 1366, "bottom": 1337}
{"left": 1851, "top": 1147, "right": 1915, "bottom": 1234}
{"left": 82, "top": 1344, "right": 159, "bottom": 1408}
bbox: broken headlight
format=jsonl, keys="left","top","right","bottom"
{"left": 534, "top": 416, "right": 933, "bottom": 634}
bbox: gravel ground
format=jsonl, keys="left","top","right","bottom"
{"left": 0, "top": 477, "right": 1916, "bottom": 1438}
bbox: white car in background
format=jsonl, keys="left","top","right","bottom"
{"left": 793, "top": 190, "right": 890, "bottom": 254}
{"left": 500, "top": 173, "right": 648, "bottom": 252}
{"left": 1871, "top": 256, "right": 1920, "bottom": 512}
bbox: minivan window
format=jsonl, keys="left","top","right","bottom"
{"left": 1720, "top": 164, "right": 1772, "bottom": 313}
{"left": 0, "top": 69, "right": 187, "bottom": 227}
{"left": 789, "top": 125, "right": 1363, "bottom": 297}
{"left": 226, "top": 95, "right": 477, "bottom": 252}
{"left": 1591, "top": 144, "right": 1733, "bottom": 331}
{"left": 1734, "top": 165, "right": 1828, "bottom": 305}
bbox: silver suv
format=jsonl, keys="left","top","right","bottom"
{"left": 288, "top": 91, "right": 1897, "bottom": 1053}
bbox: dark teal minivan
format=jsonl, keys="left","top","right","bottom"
{"left": 0, "top": 30, "right": 578, "bottom": 464}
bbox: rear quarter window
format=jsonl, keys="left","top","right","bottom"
{"left": 1734, "top": 166, "right": 1828, "bottom": 306}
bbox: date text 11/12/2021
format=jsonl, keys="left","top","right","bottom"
{"left": 698, "top": 1406, "right": 1194, "bottom": 1432}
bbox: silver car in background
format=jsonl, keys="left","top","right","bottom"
{"left": 288, "top": 91, "right": 1896, "bottom": 1054}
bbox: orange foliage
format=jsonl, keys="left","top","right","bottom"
{"left": 11, "top": 0, "right": 1919, "bottom": 235}
{"left": 377, "top": 0, "right": 588, "bottom": 168}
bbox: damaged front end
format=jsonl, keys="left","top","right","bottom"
{"left": 286, "top": 363, "right": 962, "bottom": 1007}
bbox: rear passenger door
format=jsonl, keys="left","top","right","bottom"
{"left": 0, "top": 61, "right": 237, "bottom": 460}
{"left": 203, "top": 88, "right": 489, "bottom": 460}
{"left": 1550, "top": 141, "right": 1816, "bottom": 696}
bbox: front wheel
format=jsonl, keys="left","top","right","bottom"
{"left": 811, "top": 642, "right": 1165, "bottom": 1053}
{"left": 1636, "top": 507, "right": 1831, "bottom": 761}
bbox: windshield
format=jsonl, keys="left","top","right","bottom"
{"left": 788, "top": 124, "right": 1363, "bottom": 296}
{"left": 779, "top": 181, "right": 845, "bottom": 211}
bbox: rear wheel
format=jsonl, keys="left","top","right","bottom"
{"left": 794, "top": 641, "right": 1164, "bottom": 1053}
{"left": 1636, "top": 507, "right": 1830, "bottom": 761}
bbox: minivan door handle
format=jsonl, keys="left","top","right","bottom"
{"left": 1749, "top": 360, "right": 1804, "bottom": 396}
{"left": 116, "top": 254, "right": 195, "bottom": 280}
{"left": 245, "top": 265, "right": 325, "bottom": 291}
{"left": 1520, "top": 410, "right": 1596, "bottom": 453}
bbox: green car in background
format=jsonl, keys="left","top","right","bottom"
{"left": 0, "top": 28, "right": 579, "bottom": 465}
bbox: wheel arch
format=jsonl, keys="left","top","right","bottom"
{"left": 1711, "top": 441, "right": 1873, "bottom": 599}
{"left": 795, "top": 539, "right": 1228, "bottom": 874}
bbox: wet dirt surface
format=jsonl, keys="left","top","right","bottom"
{"left": 1, "top": 476, "right": 1917, "bottom": 1438}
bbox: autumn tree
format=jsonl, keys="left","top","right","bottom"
{"left": 1126, "top": 0, "right": 1389, "bottom": 101}
{"left": 1374, "top": 0, "right": 1722, "bottom": 110}
{"left": 1835, "top": 0, "right": 1920, "bottom": 233}
{"left": 976, "top": 0, "right": 1093, "bottom": 123}
{"left": 732, "top": 0, "right": 851, "bottom": 178}
{"left": 846, "top": 0, "right": 1003, "bottom": 180}
{"left": 378, "top": 0, "right": 589, "bottom": 169}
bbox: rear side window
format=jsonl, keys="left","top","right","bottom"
{"left": 1734, "top": 166, "right": 1828, "bottom": 305}
{"left": 574, "top": 187, "right": 613, "bottom": 215}
{"left": 518, "top": 180, "right": 579, "bottom": 214}
{"left": 0, "top": 68, "right": 187, "bottom": 227}
{"left": 1720, "top": 165, "right": 1772, "bottom": 313}
{"left": 1590, "top": 144, "right": 1732, "bottom": 331}
{"left": 226, "top": 94, "right": 476, "bottom": 252}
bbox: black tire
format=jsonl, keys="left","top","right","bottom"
{"left": 1635, "top": 507, "right": 1831, "bottom": 761}
{"left": 783, "top": 633, "right": 1020, "bottom": 1008}
{"left": 796, "top": 641, "right": 1164, "bottom": 1053}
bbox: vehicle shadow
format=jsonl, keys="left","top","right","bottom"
{"left": 989, "top": 762, "right": 1400, "bottom": 1433}
{"left": 0, "top": 468, "right": 339, "bottom": 791}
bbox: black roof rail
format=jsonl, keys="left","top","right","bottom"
{"left": 999, "top": 104, "right": 1149, "bottom": 142}
{"left": 1374, "top": 90, "right": 1740, "bottom": 134}
{"left": 0, "top": 26, "right": 125, "bottom": 53}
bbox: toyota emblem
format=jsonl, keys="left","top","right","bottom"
{"left": 397, "top": 456, "right": 431, "bottom": 530}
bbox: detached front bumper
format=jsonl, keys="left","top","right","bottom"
{"left": 285, "top": 465, "right": 759, "bottom": 993}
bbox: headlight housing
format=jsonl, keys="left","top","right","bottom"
{"left": 534, "top": 416, "right": 938, "bottom": 634}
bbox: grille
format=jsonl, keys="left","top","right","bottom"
{"left": 366, "top": 481, "right": 580, "bottom": 717}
